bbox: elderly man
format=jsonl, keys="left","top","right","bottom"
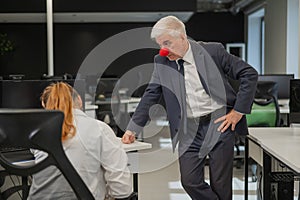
{"left": 122, "top": 16, "right": 258, "bottom": 200}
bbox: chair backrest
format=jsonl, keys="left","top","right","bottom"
{"left": 246, "top": 81, "right": 280, "bottom": 127}
{"left": 0, "top": 109, "right": 95, "bottom": 200}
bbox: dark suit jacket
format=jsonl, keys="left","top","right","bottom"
{"left": 127, "top": 40, "right": 258, "bottom": 147}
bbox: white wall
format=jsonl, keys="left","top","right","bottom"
{"left": 286, "top": 0, "right": 299, "bottom": 77}
{"left": 264, "top": 0, "right": 299, "bottom": 77}
{"left": 264, "top": 0, "right": 287, "bottom": 74}
{"left": 247, "top": 9, "right": 264, "bottom": 73}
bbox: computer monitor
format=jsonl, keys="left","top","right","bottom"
{"left": 96, "top": 78, "right": 119, "bottom": 100}
{"left": 0, "top": 79, "right": 85, "bottom": 110}
{"left": 85, "top": 75, "right": 99, "bottom": 96}
{"left": 258, "top": 74, "right": 294, "bottom": 99}
{"left": 289, "top": 79, "right": 300, "bottom": 124}
{"left": 290, "top": 79, "right": 300, "bottom": 113}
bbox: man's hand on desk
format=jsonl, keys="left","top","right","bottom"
{"left": 121, "top": 131, "right": 136, "bottom": 144}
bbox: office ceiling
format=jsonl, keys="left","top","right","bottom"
{"left": 0, "top": 0, "right": 263, "bottom": 23}
{"left": 198, "top": 0, "right": 233, "bottom": 12}
{"left": 197, "top": 0, "right": 260, "bottom": 13}
{"left": 0, "top": 12, "right": 194, "bottom": 23}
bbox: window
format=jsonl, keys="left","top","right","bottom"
{"left": 247, "top": 8, "right": 265, "bottom": 74}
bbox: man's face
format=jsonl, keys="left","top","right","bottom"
{"left": 156, "top": 33, "right": 188, "bottom": 61}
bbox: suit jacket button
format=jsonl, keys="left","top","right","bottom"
{"left": 178, "top": 115, "right": 181, "bottom": 119}
{"left": 175, "top": 129, "right": 178, "bottom": 132}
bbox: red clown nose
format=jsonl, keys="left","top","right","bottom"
{"left": 159, "top": 48, "right": 169, "bottom": 57}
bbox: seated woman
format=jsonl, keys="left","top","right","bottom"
{"left": 28, "top": 82, "right": 132, "bottom": 200}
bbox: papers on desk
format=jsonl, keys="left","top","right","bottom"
{"left": 122, "top": 140, "right": 152, "bottom": 152}
{"left": 117, "top": 137, "right": 151, "bottom": 152}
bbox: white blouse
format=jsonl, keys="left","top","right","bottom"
{"left": 28, "top": 109, "right": 132, "bottom": 200}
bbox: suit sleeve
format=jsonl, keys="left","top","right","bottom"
{"left": 126, "top": 59, "right": 163, "bottom": 135}
{"left": 217, "top": 43, "right": 258, "bottom": 114}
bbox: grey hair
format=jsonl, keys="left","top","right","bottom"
{"left": 151, "top": 15, "right": 187, "bottom": 40}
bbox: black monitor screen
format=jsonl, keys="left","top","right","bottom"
{"left": 258, "top": 74, "right": 294, "bottom": 99}
{"left": 290, "top": 79, "right": 300, "bottom": 113}
{"left": 96, "top": 78, "right": 119, "bottom": 100}
{"left": 85, "top": 75, "right": 99, "bottom": 95}
{"left": 0, "top": 79, "right": 85, "bottom": 109}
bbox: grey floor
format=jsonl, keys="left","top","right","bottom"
{"left": 137, "top": 149, "right": 257, "bottom": 200}
{"left": 137, "top": 148, "right": 299, "bottom": 200}
{"left": 136, "top": 123, "right": 299, "bottom": 200}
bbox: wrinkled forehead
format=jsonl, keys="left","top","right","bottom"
{"left": 155, "top": 33, "right": 176, "bottom": 45}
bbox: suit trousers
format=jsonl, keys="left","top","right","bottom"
{"left": 178, "top": 114, "right": 235, "bottom": 200}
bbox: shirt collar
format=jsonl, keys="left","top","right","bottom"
{"left": 182, "top": 42, "right": 195, "bottom": 65}
{"left": 176, "top": 42, "right": 194, "bottom": 70}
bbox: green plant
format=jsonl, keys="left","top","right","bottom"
{"left": 0, "top": 33, "right": 14, "bottom": 56}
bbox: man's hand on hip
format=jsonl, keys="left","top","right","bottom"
{"left": 121, "top": 130, "right": 136, "bottom": 144}
{"left": 214, "top": 109, "right": 243, "bottom": 133}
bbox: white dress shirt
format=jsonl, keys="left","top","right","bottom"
{"left": 28, "top": 109, "right": 132, "bottom": 200}
{"left": 178, "top": 43, "right": 223, "bottom": 118}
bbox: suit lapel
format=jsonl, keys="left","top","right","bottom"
{"left": 190, "top": 40, "right": 210, "bottom": 95}
{"left": 189, "top": 40, "right": 227, "bottom": 106}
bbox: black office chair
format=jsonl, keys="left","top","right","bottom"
{"left": 247, "top": 81, "right": 280, "bottom": 127}
{"left": 0, "top": 109, "right": 95, "bottom": 200}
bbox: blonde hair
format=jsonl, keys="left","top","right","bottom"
{"left": 41, "top": 82, "right": 76, "bottom": 141}
{"left": 151, "top": 15, "right": 186, "bottom": 39}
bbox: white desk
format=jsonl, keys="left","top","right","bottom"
{"left": 95, "top": 98, "right": 140, "bottom": 105}
{"left": 120, "top": 139, "right": 151, "bottom": 193}
{"left": 11, "top": 139, "right": 151, "bottom": 166}
{"left": 278, "top": 99, "right": 289, "bottom": 106}
{"left": 279, "top": 105, "right": 289, "bottom": 114}
{"left": 122, "top": 140, "right": 152, "bottom": 152}
{"left": 84, "top": 104, "right": 98, "bottom": 110}
{"left": 278, "top": 99, "right": 290, "bottom": 114}
{"left": 248, "top": 127, "right": 300, "bottom": 173}
{"left": 121, "top": 139, "right": 152, "bottom": 174}
{"left": 95, "top": 98, "right": 141, "bottom": 113}
{"left": 84, "top": 103, "right": 98, "bottom": 118}
{"left": 120, "top": 98, "right": 141, "bottom": 113}
{"left": 245, "top": 127, "right": 300, "bottom": 200}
